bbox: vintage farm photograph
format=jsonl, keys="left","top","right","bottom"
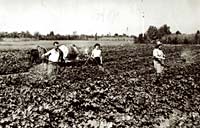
{"left": 1, "top": 0, "right": 200, "bottom": 127}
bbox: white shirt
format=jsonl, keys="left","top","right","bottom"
{"left": 153, "top": 48, "right": 165, "bottom": 60}
{"left": 44, "top": 48, "right": 60, "bottom": 62}
{"left": 71, "top": 46, "right": 79, "bottom": 54}
{"left": 59, "top": 45, "right": 69, "bottom": 59}
{"left": 91, "top": 49, "right": 101, "bottom": 58}
{"left": 59, "top": 45, "right": 79, "bottom": 60}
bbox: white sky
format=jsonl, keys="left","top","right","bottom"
{"left": 0, "top": 0, "right": 200, "bottom": 35}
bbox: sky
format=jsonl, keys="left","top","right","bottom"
{"left": 0, "top": 0, "right": 200, "bottom": 35}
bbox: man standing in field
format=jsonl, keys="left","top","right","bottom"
{"left": 153, "top": 40, "right": 165, "bottom": 76}
{"left": 42, "top": 41, "right": 64, "bottom": 75}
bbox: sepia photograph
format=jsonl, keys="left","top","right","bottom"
{"left": 0, "top": 0, "right": 200, "bottom": 127}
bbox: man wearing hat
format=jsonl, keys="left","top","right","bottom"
{"left": 42, "top": 41, "right": 64, "bottom": 76}
{"left": 153, "top": 40, "right": 165, "bottom": 75}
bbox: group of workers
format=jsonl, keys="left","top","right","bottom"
{"left": 38, "top": 42, "right": 102, "bottom": 65}
{"left": 29, "top": 40, "right": 165, "bottom": 76}
{"left": 29, "top": 41, "right": 103, "bottom": 75}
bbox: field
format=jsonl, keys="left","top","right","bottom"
{"left": 0, "top": 40, "right": 132, "bottom": 50}
{"left": 1, "top": 42, "right": 200, "bottom": 128}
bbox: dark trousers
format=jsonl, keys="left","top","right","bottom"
{"left": 94, "top": 57, "right": 101, "bottom": 65}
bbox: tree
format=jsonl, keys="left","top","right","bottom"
{"left": 10, "top": 32, "right": 19, "bottom": 38}
{"left": 158, "top": 24, "right": 171, "bottom": 39}
{"left": 143, "top": 34, "right": 150, "bottom": 43}
{"left": 49, "top": 31, "right": 54, "bottom": 37}
{"left": 138, "top": 33, "right": 144, "bottom": 43}
{"left": 195, "top": 30, "right": 200, "bottom": 44}
{"left": 19, "top": 31, "right": 26, "bottom": 38}
{"left": 176, "top": 31, "right": 181, "bottom": 35}
{"left": 114, "top": 33, "right": 119, "bottom": 37}
{"left": 25, "top": 31, "right": 32, "bottom": 38}
{"left": 146, "top": 26, "right": 158, "bottom": 40}
{"left": 34, "top": 32, "right": 41, "bottom": 40}
{"left": 184, "top": 38, "right": 189, "bottom": 44}
{"left": 167, "top": 36, "right": 172, "bottom": 44}
{"left": 46, "top": 31, "right": 55, "bottom": 40}
{"left": 0, "top": 32, "right": 8, "bottom": 38}
{"left": 172, "top": 37, "right": 178, "bottom": 44}
{"left": 123, "top": 33, "right": 128, "bottom": 37}
{"left": 95, "top": 33, "right": 98, "bottom": 40}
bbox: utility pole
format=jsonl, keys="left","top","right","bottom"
{"left": 141, "top": 0, "right": 145, "bottom": 37}
{"left": 126, "top": 27, "right": 129, "bottom": 36}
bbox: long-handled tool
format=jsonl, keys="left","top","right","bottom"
{"left": 83, "top": 55, "right": 100, "bottom": 66}
{"left": 83, "top": 55, "right": 92, "bottom": 66}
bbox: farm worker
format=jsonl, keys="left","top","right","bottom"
{"left": 91, "top": 43, "right": 102, "bottom": 65}
{"left": 67, "top": 44, "right": 80, "bottom": 61}
{"left": 37, "top": 45, "right": 47, "bottom": 58}
{"left": 71, "top": 44, "right": 80, "bottom": 60}
{"left": 41, "top": 41, "right": 64, "bottom": 75}
{"left": 153, "top": 41, "right": 165, "bottom": 75}
{"left": 59, "top": 44, "right": 80, "bottom": 62}
{"left": 36, "top": 45, "right": 47, "bottom": 63}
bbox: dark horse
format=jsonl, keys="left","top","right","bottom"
{"left": 28, "top": 45, "right": 47, "bottom": 65}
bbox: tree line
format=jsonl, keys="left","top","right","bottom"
{"left": 1, "top": 25, "right": 200, "bottom": 44}
{"left": 136, "top": 24, "right": 200, "bottom": 44}
{"left": 0, "top": 31, "right": 94, "bottom": 40}
{"left": 0, "top": 31, "right": 134, "bottom": 41}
